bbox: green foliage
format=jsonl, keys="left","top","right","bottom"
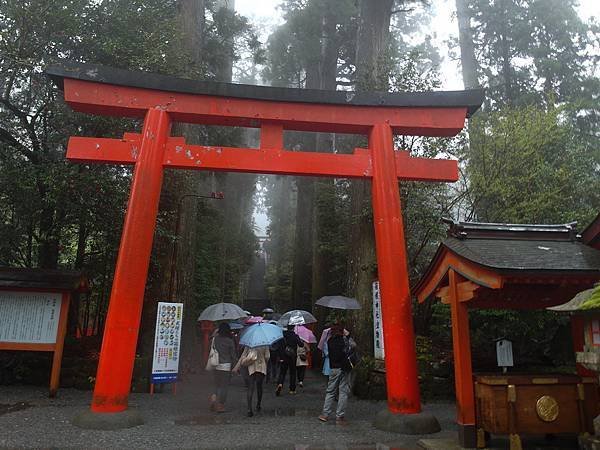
{"left": 352, "top": 356, "right": 387, "bottom": 400}
{"left": 581, "top": 285, "right": 600, "bottom": 310}
{"left": 465, "top": 105, "right": 599, "bottom": 224}
{"left": 467, "top": 0, "right": 598, "bottom": 107}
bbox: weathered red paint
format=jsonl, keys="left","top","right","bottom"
{"left": 67, "top": 135, "right": 458, "bottom": 182}
{"left": 370, "top": 123, "right": 421, "bottom": 413}
{"left": 91, "top": 108, "right": 170, "bottom": 413}
{"left": 58, "top": 77, "right": 470, "bottom": 416}
{"left": 63, "top": 78, "right": 467, "bottom": 136}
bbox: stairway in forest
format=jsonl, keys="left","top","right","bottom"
{"left": 243, "top": 243, "right": 269, "bottom": 314}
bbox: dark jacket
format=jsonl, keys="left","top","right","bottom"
{"left": 327, "top": 334, "right": 347, "bottom": 369}
{"left": 280, "top": 330, "right": 303, "bottom": 360}
{"left": 213, "top": 335, "right": 237, "bottom": 365}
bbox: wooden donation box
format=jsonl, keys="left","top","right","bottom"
{"left": 475, "top": 374, "right": 598, "bottom": 448}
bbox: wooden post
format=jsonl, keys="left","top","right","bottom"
{"left": 49, "top": 293, "right": 71, "bottom": 397}
{"left": 449, "top": 268, "right": 477, "bottom": 447}
{"left": 370, "top": 123, "right": 421, "bottom": 414}
{"left": 91, "top": 108, "right": 171, "bottom": 413}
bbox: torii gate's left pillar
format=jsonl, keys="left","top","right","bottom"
{"left": 74, "top": 108, "right": 170, "bottom": 428}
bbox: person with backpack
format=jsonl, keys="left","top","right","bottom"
{"left": 276, "top": 324, "right": 304, "bottom": 396}
{"left": 317, "top": 324, "right": 357, "bottom": 425}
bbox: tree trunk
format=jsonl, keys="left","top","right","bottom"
{"left": 291, "top": 61, "right": 319, "bottom": 312}
{"left": 347, "top": 0, "right": 394, "bottom": 352}
{"left": 139, "top": 0, "right": 207, "bottom": 376}
{"left": 499, "top": 0, "right": 513, "bottom": 104}
{"left": 354, "top": 0, "right": 393, "bottom": 91}
{"left": 312, "top": 7, "right": 340, "bottom": 321}
{"left": 455, "top": 0, "right": 480, "bottom": 89}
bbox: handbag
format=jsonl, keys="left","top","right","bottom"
{"left": 297, "top": 345, "right": 307, "bottom": 362}
{"left": 240, "top": 348, "right": 258, "bottom": 367}
{"left": 205, "top": 338, "right": 219, "bottom": 371}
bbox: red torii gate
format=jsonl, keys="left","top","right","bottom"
{"left": 47, "top": 62, "right": 483, "bottom": 424}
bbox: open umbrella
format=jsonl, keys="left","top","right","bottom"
{"left": 239, "top": 323, "right": 284, "bottom": 348}
{"left": 245, "top": 316, "right": 264, "bottom": 324}
{"left": 228, "top": 321, "right": 244, "bottom": 330}
{"left": 315, "top": 295, "right": 361, "bottom": 310}
{"left": 294, "top": 325, "right": 317, "bottom": 344}
{"left": 197, "top": 302, "right": 248, "bottom": 322}
{"left": 278, "top": 309, "right": 317, "bottom": 327}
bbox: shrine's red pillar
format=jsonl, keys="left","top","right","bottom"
{"left": 91, "top": 108, "right": 170, "bottom": 413}
{"left": 370, "top": 123, "right": 421, "bottom": 413}
{"left": 449, "top": 269, "right": 477, "bottom": 447}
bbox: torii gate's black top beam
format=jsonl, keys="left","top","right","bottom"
{"left": 46, "top": 61, "right": 484, "bottom": 117}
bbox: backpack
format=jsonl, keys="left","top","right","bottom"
{"left": 342, "top": 336, "right": 359, "bottom": 372}
{"left": 284, "top": 344, "right": 296, "bottom": 359}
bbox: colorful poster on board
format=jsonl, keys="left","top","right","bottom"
{"left": 372, "top": 281, "right": 385, "bottom": 359}
{"left": 151, "top": 302, "right": 184, "bottom": 384}
{"left": 0, "top": 291, "right": 62, "bottom": 344}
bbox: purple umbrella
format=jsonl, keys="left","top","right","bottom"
{"left": 294, "top": 325, "right": 317, "bottom": 344}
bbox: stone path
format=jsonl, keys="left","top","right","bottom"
{"left": 0, "top": 370, "right": 581, "bottom": 449}
{"left": 1, "top": 369, "right": 458, "bottom": 449}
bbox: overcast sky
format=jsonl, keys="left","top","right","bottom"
{"left": 236, "top": 0, "right": 600, "bottom": 90}
{"left": 236, "top": 0, "right": 600, "bottom": 235}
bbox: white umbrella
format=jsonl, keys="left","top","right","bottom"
{"left": 197, "top": 302, "right": 248, "bottom": 322}
{"left": 278, "top": 309, "right": 317, "bottom": 327}
{"left": 315, "top": 295, "right": 361, "bottom": 310}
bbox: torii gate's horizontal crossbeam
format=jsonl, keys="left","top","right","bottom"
{"left": 61, "top": 79, "right": 469, "bottom": 137}
{"left": 67, "top": 135, "right": 458, "bottom": 182}
{"left": 47, "top": 62, "right": 483, "bottom": 136}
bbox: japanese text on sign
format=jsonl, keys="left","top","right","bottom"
{"left": 372, "top": 281, "right": 385, "bottom": 359}
{"left": 151, "top": 302, "right": 184, "bottom": 384}
{"left": 0, "top": 291, "right": 61, "bottom": 344}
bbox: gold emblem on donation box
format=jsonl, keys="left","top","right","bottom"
{"left": 536, "top": 395, "right": 559, "bottom": 422}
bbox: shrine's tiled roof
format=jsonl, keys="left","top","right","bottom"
{"left": 0, "top": 268, "right": 88, "bottom": 292}
{"left": 442, "top": 220, "right": 600, "bottom": 273}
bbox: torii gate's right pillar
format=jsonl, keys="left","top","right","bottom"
{"left": 371, "top": 123, "right": 440, "bottom": 432}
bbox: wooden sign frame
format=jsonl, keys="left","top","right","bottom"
{"left": 0, "top": 289, "right": 71, "bottom": 397}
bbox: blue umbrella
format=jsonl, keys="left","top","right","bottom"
{"left": 239, "top": 323, "right": 283, "bottom": 348}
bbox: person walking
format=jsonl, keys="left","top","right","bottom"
{"left": 318, "top": 324, "right": 356, "bottom": 425}
{"left": 296, "top": 341, "right": 309, "bottom": 388}
{"left": 233, "top": 345, "right": 270, "bottom": 417}
{"left": 276, "top": 324, "right": 304, "bottom": 395}
{"left": 209, "top": 322, "right": 237, "bottom": 413}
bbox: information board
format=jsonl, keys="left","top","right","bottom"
{"left": 151, "top": 302, "right": 184, "bottom": 384}
{"left": 0, "top": 291, "right": 62, "bottom": 344}
{"left": 372, "top": 281, "right": 385, "bottom": 359}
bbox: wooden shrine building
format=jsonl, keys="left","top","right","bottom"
{"left": 413, "top": 220, "right": 600, "bottom": 449}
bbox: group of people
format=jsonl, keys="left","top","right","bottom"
{"left": 207, "top": 316, "right": 357, "bottom": 424}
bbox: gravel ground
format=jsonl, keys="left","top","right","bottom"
{"left": 0, "top": 370, "right": 458, "bottom": 449}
